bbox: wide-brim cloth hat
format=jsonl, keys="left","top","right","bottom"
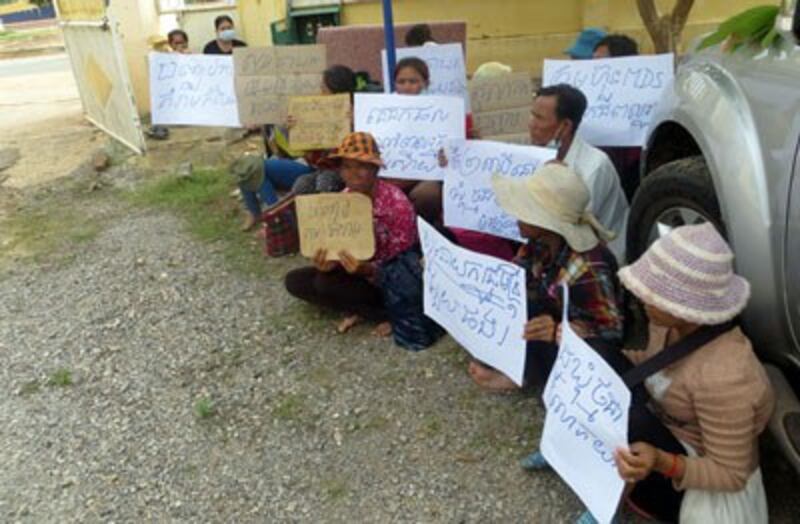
{"left": 229, "top": 154, "right": 264, "bottom": 192}
{"left": 329, "top": 132, "right": 385, "bottom": 168}
{"left": 618, "top": 223, "right": 750, "bottom": 325}
{"left": 565, "top": 27, "right": 607, "bottom": 59}
{"left": 491, "top": 163, "right": 616, "bottom": 253}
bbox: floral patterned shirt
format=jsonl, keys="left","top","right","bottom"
{"left": 345, "top": 180, "right": 417, "bottom": 266}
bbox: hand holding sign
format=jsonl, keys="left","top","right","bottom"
{"left": 540, "top": 284, "right": 630, "bottom": 524}
{"left": 296, "top": 193, "right": 375, "bottom": 261}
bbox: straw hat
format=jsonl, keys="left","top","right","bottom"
{"left": 618, "top": 223, "right": 750, "bottom": 325}
{"left": 329, "top": 132, "right": 384, "bottom": 168}
{"left": 491, "top": 163, "right": 616, "bottom": 253}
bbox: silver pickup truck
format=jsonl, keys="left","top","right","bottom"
{"left": 629, "top": 0, "right": 800, "bottom": 473}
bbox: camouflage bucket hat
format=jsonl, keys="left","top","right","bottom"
{"left": 329, "top": 132, "right": 384, "bottom": 168}
{"left": 229, "top": 155, "right": 264, "bottom": 192}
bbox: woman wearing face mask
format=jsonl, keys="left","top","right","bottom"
{"left": 385, "top": 57, "right": 476, "bottom": 226}
{"left": 203, "top": 15, "right": 247, "bottom": 55}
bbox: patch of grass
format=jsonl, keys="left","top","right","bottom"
{"left": 0, "top": 205, "right": 103, "bottom": 271}
{"left": 127, "top": 169, "right": 273, "bottom": 277}
{"left": 0, "top": 27, "right": 59, "bottom": 43}
{"left": 321, "top": 478, "right": 348, "bottom": 501}
{"left": 271, "top": 393, "right": 305, "bottom": 422}
{"left": 194, "top": 397, "right": 216, "bottom": 419}
{"left": 19, "top": 380, "right": 41, "bottom": 395}
{"left": 47, "top": 369, "right": 72, "bottom": 387}
{"left": 419, "top": 414, "right": 442, "bottom": 437}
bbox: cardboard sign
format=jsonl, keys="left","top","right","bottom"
{"left": 382, "top": 43, "right": 469, "bottom": 109}
{"left": 468, "top": 72, "right": 533, "bottom": 113}
{"left": 419, "top": 218, "right": 527, "bottom": 385}
{"left": 468, "top": 72, "right": 533, "bottom": 144}
{"left": 233, "top": 45, "right": 326, "bottom": 126}
{"left": 443, "top": 139, "right": 555, "bottom": 241}
{"left": 541, "top": 284, "right": 631, "bottom": 524}
{"left": 149, "top": 52, "right": 241, "bottom": 127}
{"left": 288, "top": 94, "right": 351, "bottom": 150}
{"left": 296, "top": 193, "right": 375, "bottom": 261}
{"left": 542, "top": 54, "right": 675, "bottom": 147}
{"left": 354, "top": 93, "right": 465, "bottom": 181}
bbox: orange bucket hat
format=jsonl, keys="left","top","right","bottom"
{"left": 330, "top": 132, "right": 385, "bottom": 168}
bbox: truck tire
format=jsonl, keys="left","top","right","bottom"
{"left": 626, "top": 156, "right": 725, "bottom": 263}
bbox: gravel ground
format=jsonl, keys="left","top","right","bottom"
{"left": 1, "top": 205, "right": 798, "bottom": 522}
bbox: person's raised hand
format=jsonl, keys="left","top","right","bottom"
{"left": 313, "top": 249, "right": 337, "bottom": 272}
{"left": 523, "top": 315, "right": 557, "bottom": 343}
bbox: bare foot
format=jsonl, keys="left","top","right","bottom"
{"left": 372, "top": 321, "right": 392, "bottom": 337}
{"left": 241, "top": 214, "right": 258, "bottom": 232}
{"left": 337, "top": 314, "right": 362, "bottom": 334}
{"left": 468, "top": 361, "right": 519, "bottom": 393}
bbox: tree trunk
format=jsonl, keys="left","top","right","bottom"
{"left": 636, "top": 0, "right": 696, "bottom": 53}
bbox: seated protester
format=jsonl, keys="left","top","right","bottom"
{"left": 285, "top": 132, "right": 417, "bottom": 336}
{"left": 523, "top": 223, "right": 775, "bottom": 524}
{"left": 404, "top": 23, "right": 437, "bottom": 47}
{"left": 239, "top": 65, "right": 358, "bottom": 231}
{"left": 565, "top": 27, "right": 607, "bottom": 59}
{"left": 167, "top": 29, "right": 190, "bottom": 54}
{"left": 529, "top": 84, "right": 629, "bottom": 262}
{"left": 147, "top": 29, "right": 191, "bottom": 141}
{"left": 203, "top": 15, "right": 247, "bottom": 55}
{"left": 593, "top": 34, "right": 642, "bottom": 203}
{"left": 468, "top": 163, "right": 624, "bottom": 392}
{"left": 439, "top": 60, "right": 517, "bottom": 261}
{"left": 385, "top": 57, "right": 476, "bottom": 225}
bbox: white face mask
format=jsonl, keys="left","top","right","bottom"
{"left": 219, "top": 29, "right": 236, "bottom": 42}
{"left": 545, "top": 124, "right": 565, "bottom": 150}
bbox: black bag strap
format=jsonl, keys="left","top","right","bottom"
{"left": 622, "top": 322, "right": 735, "bottom": 388}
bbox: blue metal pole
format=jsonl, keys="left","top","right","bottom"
{"left": 382, "top": 0, "right": 397, "bottom": 92}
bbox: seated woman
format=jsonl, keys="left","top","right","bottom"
{"left": 385, "top": 57, "right": 476, "bottom": 225}
{"left": 524, "top": 223, "right": 775, "bottom": 524}
{"left": 203, "top": 15, "right": 247, "bottom": 55}
{"left": 470, "top": 163, "right": 624, "bottom": 392}
{"left": 285, "top": 132, "right": 417, "bottom": 335}
{"left": 238, "top": 65, "right": 358, "bottom": 231}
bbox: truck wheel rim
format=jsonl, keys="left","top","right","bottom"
{"left": 648, "top": 207, "right": 708, "bottom": 245}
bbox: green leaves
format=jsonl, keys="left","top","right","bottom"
{"left": 698, "top": 5, "right": 782, "bottom": 52}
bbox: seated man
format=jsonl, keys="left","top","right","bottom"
{"left": 468, "top": 163, "right": 625, "bottom": 392}
{"left": 529, "top": 84, "right": 629, "bottom": 262}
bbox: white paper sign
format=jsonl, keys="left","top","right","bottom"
{"left": 541, "top": 285, "right": 630, "bottom": 524}
{"left": 542, "top": 54, "right": 674, "bottom": 147}
{"left": 149, "top": 52, "right": 241, "bottom": 127}
{"left": 443, "top": 139, "right": 556, "bottom": 241}
{"left": 354, "top": 94, "right": 465, "bottom": 181}
{"left": 419, "top": 218, "right": 527, "bottom": 385}
{"left": 382, "top": 43, "right": 469, "bottom": 108}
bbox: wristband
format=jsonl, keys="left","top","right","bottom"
{"left": 664, "top": 453, "right": 680, "bottom": 478}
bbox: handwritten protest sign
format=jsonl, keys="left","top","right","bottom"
{"left": 469, "top": 72, "right": 532, "bottom": 113}
{"left": 541, "top": 285, "right": 630, "bottom": 524}
{"left": 443, "top": 139, "right": 556, "bottom": 241}
{"left": 296, "top": 193, "right": 375, "bottom": 261}
{"left": 468, "top": 72, "right": 533, "bottom": 143}
{"left": 419, "top": 218, "right": 527, "bottom": 385}
{"left": 542, "top": 54, "right": 674, "bottom": 147}
{"left": 233, "top": 45, "right": 326, "bottom": 126}
{"left": 288, "top": 94, "right": 351, "bottom": 150}
{"left": 149, "top": 52, "right": 241, "bottom": 127}
{"left": 382, "top": 43, "right": 469, "bottom": 109}
{"left": 354, "top": 94, "right": 465, "bottom": 181}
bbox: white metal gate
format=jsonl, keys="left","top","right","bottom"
{"left": 54, "top": 0, "right": 146, "bottom": 154}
